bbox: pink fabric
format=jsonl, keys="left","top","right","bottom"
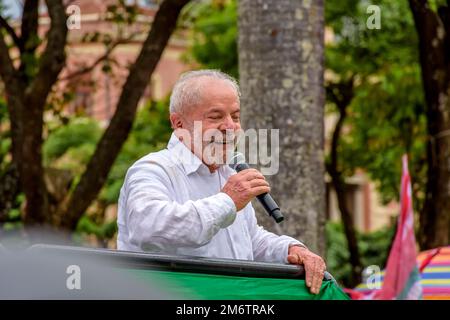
{"left": 374, "top": 155, "right": 420, "bottom": 300}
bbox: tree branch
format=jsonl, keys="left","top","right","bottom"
{"left": 60, "top": 0, "right": 191, "bottom": 229}
{"left": 20, "top": 0, "right": 39, "bottom": 54}
{"left": 26, "top": 0, "right": 67, "bottom": 109}
{"left": 0, "top": 163, "right": 20, "bottom": 222}
{"left": 18, "top": 0, "right": 39, "bottom": 81}
{"left": 0, "top": 19, "right": 24, "bottom": 113}
{"left": 0, "top": 27, "right": 17, "bottom": 87}
{"left": 18, "top": 0, "right": 67, "bottom": 225}
{"left": 59, "top": 33, "right": 139, "bottom": 81}
{"left": 409, "top": 0, "right": 447, "bottom": 111}
{"left": 410, "top": 0, "right": 450, "bottom": 249}
{"left": 325, "top": 77, "right": 362, "bottom": 286}
{"left": 0, "top": 17, "right": 25, "bottom": 193}
{"left": 0, "top": 14, "right": 22, "bottom": 49}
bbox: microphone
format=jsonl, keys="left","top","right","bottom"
{"left": 228, "top": 153, "right": 284, "bottom": 223}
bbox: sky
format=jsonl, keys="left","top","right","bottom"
{"left": 1, "top": 0, "right": 155, "bottom": 20}
{"left": 1, "top": 0, "right": 22, "bottom": 19}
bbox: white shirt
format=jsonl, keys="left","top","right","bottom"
{"left": 117, "top": 133, "right": 303, "bottom": 263}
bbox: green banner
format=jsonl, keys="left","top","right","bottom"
{"left": 129, "top": 269, "right": 350, "bottom": 300}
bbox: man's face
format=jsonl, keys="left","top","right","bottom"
{"left": 171, "top": 78, "right": 241, "bottom": 170}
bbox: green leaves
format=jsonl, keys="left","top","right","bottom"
{"left": 42, "top": 98, "right": 171, "bottom": 242}
{"left": 99, "top": 98, "right": 172, "bottom": 205}
{"left": 326, "top": 0, "right": 427, "bottom": 207}
{"left": 43, "top": 118, "right": 102, "bottom": 165}
{"left": 184, "top": 0, "right": 238, "bottom": 78}
{"left": 42, "top": 97, "right": 171, "bottom": 206}
{"left": 326, "top": 221, "right": 395, "bottom": 287}
{"left": 106, "top": 0, "right": 139, "bottom": 25}
{"left": 76, "top": 215, "right": 118, "bottom": 240}
{"left": 0, "top": 98, "right": 10, "bottom": 172}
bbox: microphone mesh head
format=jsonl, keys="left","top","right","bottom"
{"left": 228, "top": 152, "right": 246, "bottom": 170}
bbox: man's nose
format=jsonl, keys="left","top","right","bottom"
{"left": 219, "top": 115, "right": 237, "bottom": 131}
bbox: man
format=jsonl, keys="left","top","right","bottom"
{"left": 117, "top": 70, "right": 326, "bottom": 294}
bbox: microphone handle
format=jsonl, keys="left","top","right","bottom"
{"left": 256, "top": 193, "right": 284, "bottom": 223}
{"left": 234, "top": 163, "right": 284, "bottom": 223}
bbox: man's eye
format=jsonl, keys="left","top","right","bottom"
{"left": 209, "top": 115, "right": 221, "bottom": 120}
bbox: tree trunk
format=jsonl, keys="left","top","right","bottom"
{"left": 0, "top": 0, "right": 67, "bottom": 226}
{"left": 326, "top": 79, "right": 362, "bottom": 286}
{"left": 0, "top": 163, "right": 20, "bottom": 222}
{"left": 409, "top": 0, "right": 450, "bottom": 249}
{"left": 238, "top": 0, "right": 326, "bottom": 255}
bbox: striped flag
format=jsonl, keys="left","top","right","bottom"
{"left": 374, "top": 154, "right": 422, "bottom": 300}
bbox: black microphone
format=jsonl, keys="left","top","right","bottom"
{"left": 229, "top": 153, "right": 284, "bottom": 223}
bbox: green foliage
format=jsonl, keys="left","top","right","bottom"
{"left": 0, "top": 97, "right": 10, "bottom": 172}
{"left": 325, "top": 0, "right": 427, "bottom": 208}
{"left": 184, "top": 0, "right": 238, "bottom": 78}
{"left": 326, "top": 221, "right": 395, "bottom": 287}
{"left": 43, "top": 118, "right": 102, "bottom": 171}
{"left": 99, "top": 98, "right": 172, "bottom": 204}
{"left": 42, "top": 98, "right": 171, "bottom": 241}
{"left": 76, "top": 215, "right": 118, "bottom": 240}
{"left": 106, "top": 0, "right": 139, "bottom": 26}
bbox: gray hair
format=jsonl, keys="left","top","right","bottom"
{"left": 169, "top": 69, "right": 241, "bottom": 114}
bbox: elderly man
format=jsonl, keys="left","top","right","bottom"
{"left": 117, "top": 70, "right": 326, "bottom": 294}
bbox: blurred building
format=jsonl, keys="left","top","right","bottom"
{"left": 50, "top": 0, "right": 190, "bottom": 123}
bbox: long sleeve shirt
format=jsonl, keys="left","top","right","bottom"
{"left": 117, "top": 133, "right": 304, "bottom": 263}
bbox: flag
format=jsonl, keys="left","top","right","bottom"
{"left": 374, "top": 154, "right": 422, "bottom": 300}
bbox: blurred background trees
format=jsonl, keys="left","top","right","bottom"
{"left": 408, "top": 0, "right": 450, "bottom": 250}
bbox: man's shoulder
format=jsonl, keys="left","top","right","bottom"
{"left": 133, "top": 148, "right": 172, "bottom": 166}
{"left": 126, "top": 148, "right": 177, "bottom": 179}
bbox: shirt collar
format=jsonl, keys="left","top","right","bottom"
{"left": 167, "top": 132, "right": 236, "bottom": 177}
{"left": 167, "top": 132, "right": 204, "bottom": 175}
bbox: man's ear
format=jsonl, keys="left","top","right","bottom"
{"left": 170, "top": 113, "right": 183, "bottom": 129}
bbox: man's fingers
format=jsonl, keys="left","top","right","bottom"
{"left": 311, "top": 262, "right": 326, "bottom": 294}
{"left": 249, "top": 186, "right": 270, "bottom": 196}
{"left": 249, "top": 178, "right": 269, "bottom": 188}
{"left": 239, "top": 168, "right": 259, "bottom": 176}
{"left": 303, "top": 258, "right": 314, "bottom": 288}
{"left": 313, "top": 274, "right": 324, "bottom": 294}
{"left": 312, "top": 268, "right": 323, "bottom": 294}
{"left": 304, "top": 259, "right": 325, "bottom": 294}
{"left": 287, "top": 254, "right": 300, "bottom": 265}
{"left": 238, "top": 169, "right": 265, "bottom": 181}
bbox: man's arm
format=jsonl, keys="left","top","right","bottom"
{"left": 244, "top": 205, "right": 305, "bottom": 263}
{"left": 122, "top": 160, "right": 237, "bottom": 251}
{"left": 245, "top": 207, "right": 326, "bottom": 294}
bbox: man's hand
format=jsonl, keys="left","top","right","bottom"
{"left": 287, "top": 245, "right": 326, "bottom": 295}
{"left": 221, "top": 169, "right": 270, "bottom": 211}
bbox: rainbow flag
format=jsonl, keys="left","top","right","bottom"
{"left": 374, "top": 155, "right": 422, "bottom": 299}
{"left": 354, "top": 246, "right": 450, "bottom": 300}
{"left": 348, "top": 155, "right": 422, "bottom": 300}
